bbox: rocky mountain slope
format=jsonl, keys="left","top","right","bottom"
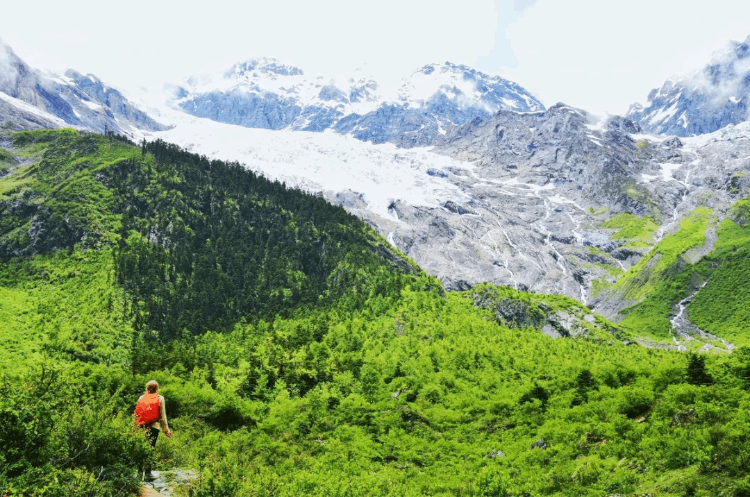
{"left": 0, "top": 91, "right": 67, "bottom": 131}
{"left": 173, "top": 59, "right": 544, "bottom": 146}
{"left": 129, "top": 93, "right": 750, "bottom": 326}
{"left": 136, "top": 102, "right": 737, "bottom": 304}
{"left": 627, "top": 35, "right": 750, "bottom": 136}
{"left": 0, "top": 37, "right": 167, "bottom": 134}
{"left": 429, "top": 106, "right": 750, "bottom": 301}
{"left": 4, "top": 36, "right": 750, "bottom": 349}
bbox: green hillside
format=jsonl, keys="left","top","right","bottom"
{"left": 3, "top": 130, "right": 750, "bottom": 496}
{"left": 605, "top": 198, "right": 750, "bottom": 348}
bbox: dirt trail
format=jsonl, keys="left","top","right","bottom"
{"left": 140, "top": 469, "right": 198, "bottom": 497}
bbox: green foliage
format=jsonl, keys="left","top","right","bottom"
{"left": 4, "top": 130, "right": 750, "bottom": 495}
{"left": 111, "top": 138, "right": 418, "bottom": 337}
{"left": 0, "top": 247, "right": 132, "bottom": 369}
{"left": 0, "top": 365, "right": 150, "bottom": 496}
{"left": 615, "top": 207, "right": 712, "bottom": 337}
{"left": 685, "top": 211, "right": 750, "bottom": 342}
{"left": 0, "top": 147, "right": 14, "bottom": 175}
{"left": 614, "top": 198, "right": 750, "bottom": 345}
{"left": 475, "top": 465, "right": 510, "bottom": 496}
{"left": 601, "top": 212, "right": 658, "bottom": 243}
{"left": 686, "top": 354, "right": 713, "bottom": 386}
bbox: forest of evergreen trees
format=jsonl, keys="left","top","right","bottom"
{"left": 112, "top": 138, "right": 417, "bottom": 339}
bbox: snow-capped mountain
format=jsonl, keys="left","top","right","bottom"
{"left": 174, "top": 59, "right": 545, "bottom": 146}
{"left": 0, "top": 37, "right": 166, "bottom": 134}
{"left": 174, "top": 58, "right": 381, "bottom": 133}
{"left": 627, "top": 35, "right": 750, "bottom": 136}
{"left": 8, "top": 34, "right": 750, "bottom": 322}
{"left": 138, "top": 98, "right": 750, "bottom": 311}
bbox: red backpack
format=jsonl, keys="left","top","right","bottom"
{"left": 134, "top": 393, "right": 160, "bottom": 426}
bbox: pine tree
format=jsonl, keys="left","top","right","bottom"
{"left": 686, "top": 354, "right": 713, "bottom": 385}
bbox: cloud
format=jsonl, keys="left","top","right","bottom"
{"left": 0, "top": 0, "right": 497, "bottom": 93}
{"left": 498, "top": 0, "right": 750, "bottom": 114}
{"left": 1, "top": 0, "right": 749, "bottom": 117}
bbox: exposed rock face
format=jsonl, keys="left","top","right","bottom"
{"left": 474, "top": 294, "right": 546, "bottom": 329}
{"left": 0, "top": 37, "right": 166, "bottom": 134}
{"left": 350, "top": 104, "right": 654, "bottom": 299}
{"left": 142, "top": 469, "right": 198, "bottom": 497}
{"left": 0, "top": 92, "right": 66, "bottom": 131}
{"left": 470, "top": 285, "right": 620, "bottom": 340}
{"left": 175, "top": 59, "right": 544, "bottom": 146}
{"left": 627, "top": 35, "right": 750, "bottom": 137}
{"left": 344, "top": 104, "right": 750, "bottom": 306}
{"left": 530, "top": 439, "right": 549, "bottom": 450}
{"left": 150, "top": 93, "right": 750, "bottom": 306}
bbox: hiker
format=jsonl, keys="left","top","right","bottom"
{"left": 134, "top": 380, "right": 172, "bottom": 480}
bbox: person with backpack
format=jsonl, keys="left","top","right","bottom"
{"left": 134, "top": 380, "right": 172, "bottom": 481}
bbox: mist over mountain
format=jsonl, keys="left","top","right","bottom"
{"left": 627, "top": 35, "right": 750, "bottom": 136}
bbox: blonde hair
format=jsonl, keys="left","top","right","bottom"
{"left": 146, "top": 380, "right": 159, "bottom": 394}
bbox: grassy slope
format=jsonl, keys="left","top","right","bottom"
{"left": 589, "top": 212, "right": 658, "bottom": 298}
{"left": 0, "top": 248, "right": 132, "bottom": 369}
{"left": 686, "top": 199, "right": 750, "bottom": 342}
{"left": 3, "top": 130, "right": 750, "bottom": 496}
{"left": 605, "top": 207, "right": 712, "bottom": 339}
{"left": 608, "top": 197, "right": 750, "bottom": 347}
{"left": 602, "top": 212, "right": 658, "bottom": 247}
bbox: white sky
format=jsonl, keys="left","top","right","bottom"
{"left": 1, "top": 0, "right": 749, "bottom": 115}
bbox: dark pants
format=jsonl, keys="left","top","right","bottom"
{"left": 143, "top": 426, "right": 160, "bottom": 475}
{"left": 146, "top": 426, "right": 160, "bottom": 448}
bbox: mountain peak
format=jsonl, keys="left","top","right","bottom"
{"left": 174, "top": 57, "right": 544, "bottom": 145}
{"left": 627, "top": 34, "right": 750, "bottom": 136}
{"left": 226, "top": 58, "right": 304, "bottom": 78}
{"left": 398, "top": 61, "right": 544, "bottom": 114}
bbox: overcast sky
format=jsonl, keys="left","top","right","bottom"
{"left": 1, "top": 0, "right": 749, "bottom": 115}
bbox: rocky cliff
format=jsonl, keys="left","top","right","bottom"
{"left": 0, "top": 37, "right": 167, "bottom": 135}
{"left": 363, "top": 104, "right": 750, "bottom": 305}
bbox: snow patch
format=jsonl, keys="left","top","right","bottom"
{"left": 630, "top": 133, "right": 669, "bottom": 143}
{"left": 82, "top": 100, "right": 103, "bottom": 111}
{"left": 659, "top": 162, "right": 683, "bottom": 182}
{"left": 136, "top": 106, "right": 474, "bottom": 221}
{"left": 647, "top": 101, "right": 680, "bottom": 125}
{"left": 0, "top": 91, "right": 68, "bottom": 126}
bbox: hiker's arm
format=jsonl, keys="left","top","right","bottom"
{"left": 160, "top": 397, "right": 172, "bottom": 436}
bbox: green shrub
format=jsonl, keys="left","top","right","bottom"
{"left": 0, "top": 367, "right": 149, "bottom": 496}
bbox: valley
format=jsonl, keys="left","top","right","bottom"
{"left": 2, "top": 32, "right": 750, "bottom": 496}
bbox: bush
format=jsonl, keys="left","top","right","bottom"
{"left": 617, "top": 386, "right": 654, "bottom": 419}
{"left": 735, "top": 475, "right": 750, "bottom": 497}
{"left": 0, "top": 367, "right": 149, "bottom": 496}
{"left": 474, "top": 465, "right": 510, "bottom": 496}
